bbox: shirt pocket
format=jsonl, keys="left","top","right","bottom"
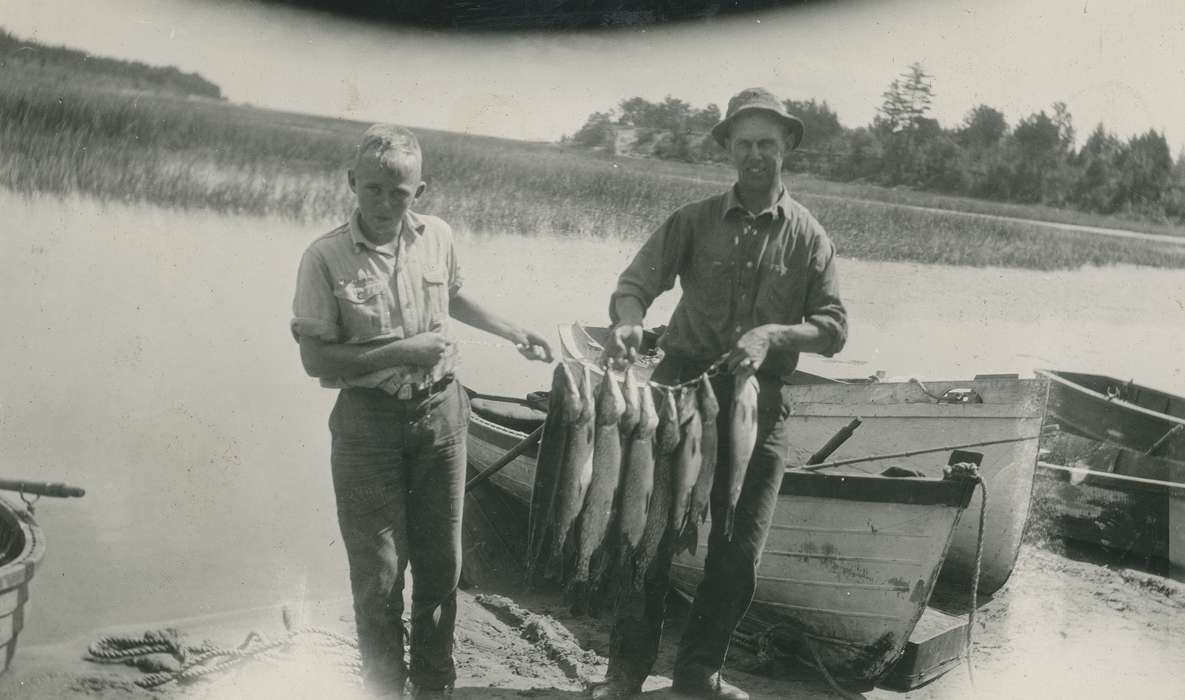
{"left": 422, "top": 266, "right": 450, "bottom": 318}
{"left": 758, "top": 262, "right": 807, "bottom": 324}
{"left": 333, "top": 279, "right": 388, "bottom": 336}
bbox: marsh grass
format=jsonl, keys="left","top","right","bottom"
{"left": 3, "top": 79, "right": 1185, "bottom": 270}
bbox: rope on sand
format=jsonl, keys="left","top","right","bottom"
{"left": 945, "top": 460, "right": 987, "bottom": 691}
{"left": 87, "top": 612, "right": 359, "bottom": 689}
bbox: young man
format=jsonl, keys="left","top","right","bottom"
{"left": 291, "top": 124, "right": 552, "bottom": 699}
{"left": 599, "top": 88, "right": 849, "bottom": 700}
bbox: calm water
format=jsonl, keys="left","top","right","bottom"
{"left": 2, "top": 191, "right": 1184, "bottom": 645}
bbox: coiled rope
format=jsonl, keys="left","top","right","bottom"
{"left": 87, "top": 615, "right": 360, "bottom": 689}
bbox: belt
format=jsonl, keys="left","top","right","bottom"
{"left": 393, "top": 374, "right": 454, "bottom": 401}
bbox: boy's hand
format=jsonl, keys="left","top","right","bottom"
{"left": 402, "top": 332, "right": 453, "bottom": 366}
{"left": 512, "top": 329, "right": 554, "bottom": 363}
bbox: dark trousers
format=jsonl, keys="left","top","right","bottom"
{"left": 329, "top": 379, "right": 469, "bottom": 694}
{"left": 607, "top": 360, "right": 792, "bottom": 686}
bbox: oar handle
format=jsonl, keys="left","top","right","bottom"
{"left": 0, "top": 479, "right": 86, "bottom": 498}
{"left": 465, "top": 424, "right": 546, "bottom": 493}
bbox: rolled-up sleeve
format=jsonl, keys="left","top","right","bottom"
{"left": 805, "top": 235, "right": 847, "bottom": 357}
{"left": 447, "top": 233, "right": 463, "bottom": 298}
{"left": 291, "top": 248, "right": 341, "bottom": 343}
{"left": 609, "top": 211, "right": 686, "bottom": 324}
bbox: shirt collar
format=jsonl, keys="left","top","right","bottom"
{"left": 722, "top": 186, "right": 792, "bottom": 222}
{"left": 349, "top": 210, "right": 426, "bottom": 256}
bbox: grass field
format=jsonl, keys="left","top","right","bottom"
{"left": 3, "top": 78, "right": 1185, "bottom": 271}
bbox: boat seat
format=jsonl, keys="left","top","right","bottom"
{"left": 469, "top": 396, "right": 548, "bottom": 433}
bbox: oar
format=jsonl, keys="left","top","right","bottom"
{"left": 793, "top": 428, "right": 1055, "bottom": 473}
{"left": 0, "top": 479, "right": 86, "bottom": 498}
{"left": 806, "top": 418, "right": 863, "bottom": 465}
{"left": 465, "top": 424, "right": 546, "bottom": 493}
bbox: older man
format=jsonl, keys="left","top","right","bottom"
{"left": 291, "top": 124, "right": 551, "bottom": 698}
{"left": 598, "top": 88, "right": 848, "bottom": 700}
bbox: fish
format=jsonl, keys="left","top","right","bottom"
{"left": 676, "top": 374, "right": 719, "bottom": 556}
{"left": 546, "top": 361, "right": 596, "bottom": 581}
{"left": 632, "top": 384, "right": 680, "bottom": 590}
{"left": 724, "top": 368, "right": 760, "bottom": 540}
{"left": 668, "top": 385, "right": 703, "bottom": 535}
{"left": 571, "top": 367, "right": 626, "bottom": 588}
{"left": 526, "top": 363, "right": 579, "bottom": 579}
{"left": 616, "top": 371, "right": 657, "bottom": 554}
{"left": 619, "top": 365, "right": 641, "bottom": 440}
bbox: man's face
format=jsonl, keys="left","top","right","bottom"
{"left": 348, "top": 151, "right": 425, "bottom": 241}
{"left": 727, "top": 112, "right": 788, "bottom": 190}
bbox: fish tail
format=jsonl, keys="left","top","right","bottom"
{"left": 546, "top": 529, "right": 569, "bottom": 582}
{"left": 565, "top": 578, "right": 589, "bottom": 616}
{"left": 723, "top": 507, "right": 736, "bottom": 541}
{"left": 610, "top": 543, "right": 634, "bottom": 603}
{"left": 674, "top": 520, "right": 699, "bottom": 557}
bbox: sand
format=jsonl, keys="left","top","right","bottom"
{"left": 3, "top": 542, "right": 1182, "bottom": 700}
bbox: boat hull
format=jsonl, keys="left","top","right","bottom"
{"left": 0, "top": 496, "right": 46, "bottom": 675}
{"left": 1034, "top": 439, "right": 1185, "bottom": 579}
{"left": 780, "top": 377, "right": 1048, "bottom": 595}
{"left": 1040, "top": 370, "right": 1185, "bottom": 463}
{"left": 670, "top": 471, "right": 975, "bottom": 687}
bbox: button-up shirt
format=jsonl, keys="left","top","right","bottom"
{"left": 291, "top": 209, "right": 462, "bottom": 394}
{"left": 610, "top": 187, "right": 847, "bottom": 382}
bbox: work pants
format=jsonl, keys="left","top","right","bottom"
{"left": 606, "top": 359, "right": 792, "bottom": 687}
{"left": 329, "top": 379, "right": 469, "bottom": 694}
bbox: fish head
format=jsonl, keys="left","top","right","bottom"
{"left": 638, "top": 381, "right": 659, "bottom": 436}
{"left": 595, "top": 366, "right": 626, "bottom": 425}
{"left": 620, "top": 366, "right": 641, "bottom": 432}
{"left": 657, "top": 387, "right": 681, "bottom": 453}
{"left": 677, "top": 384, "right": 700, "bottom": 426}
{"left": 698, "top": 374, "right": 720, "bottom": 420}
{"left": 580, "top": 363, "right": 596, "bottom": 420}
{"left": 559, "top": 361, "right": 582, "bottom": 422}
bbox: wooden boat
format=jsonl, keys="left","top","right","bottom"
{"left": 777, "top": 376, "right": 1049, "bottom": 596}
{"left": 0, "top": 496, "right": 46, "bottom": 675}
{"left": 1037, "top": 370, "right": 1185, "bottom": 463}
{"left": 1034, "top": 436, "right": 1185, "bottom": 578}
{"left": 556, "top": 322, "right": 1049, "bottom": 595}
{"left": 669, "top": 471, "right": 976, "bottom": 688}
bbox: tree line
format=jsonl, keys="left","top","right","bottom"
{"left": 0, "top": 29, "right": 222, "bottom": 100}
{"left": 568, "top": 63, "right": 1185, "bottom": 224}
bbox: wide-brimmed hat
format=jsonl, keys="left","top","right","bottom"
{"left": 711, "top": 87, "right": 805, "bottom": 150}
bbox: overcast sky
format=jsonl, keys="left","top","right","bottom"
{"left": 3, "top": 0, "right": 1183, "bottom": 152}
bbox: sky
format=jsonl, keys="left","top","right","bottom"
{"left": 2, "top": 0, "right": 1184, "bottom": 152}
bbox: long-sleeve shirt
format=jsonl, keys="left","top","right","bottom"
{"left": 610, "top": 187, "right": 847, "bottom": 382}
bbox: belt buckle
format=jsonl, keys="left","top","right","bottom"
{"left": 396, "top": 384, "right": 414, "bottom": 400}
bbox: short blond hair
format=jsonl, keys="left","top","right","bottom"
{"left": 354, "top": 123, "right": 422, "bottom": 172}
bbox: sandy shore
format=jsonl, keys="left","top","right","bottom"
{"left": 3, "top": 544, "right": 1182, "bottom": 700}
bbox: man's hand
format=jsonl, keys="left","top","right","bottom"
{"left": 511, "top": 329, "right": 554, "bottom": 363}
{"left": 606, "top": 323, "right": 644, "bottom": 366}
{"left": 401, "top": 332, "right": 453, "bottom": 366}
{"left": 728, "top": 325, "right": 774, "bottom": 374}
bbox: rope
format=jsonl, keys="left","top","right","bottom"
{"left": 87, "top": 621, "right": 360, "bottom": 690}
{"left": 746, "top": 623, "right": 862, "bottom": 700}
{"left": 944, "top": 461, "right": 987, "bottom": 691}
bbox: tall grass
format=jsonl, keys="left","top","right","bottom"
{"left": 3, "top": 78, "right": 1185, "bottom": 271}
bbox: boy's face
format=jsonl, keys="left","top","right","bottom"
{"left": 348, "top": 151, "right": 425, "bottom": 242}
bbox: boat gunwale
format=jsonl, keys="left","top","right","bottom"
{"left": 780, "top": 470, "right": 976, "bottom": 507}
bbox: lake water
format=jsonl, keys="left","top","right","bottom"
{"left": 2, "top": 191, "right": 1184, "bottom": 645}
